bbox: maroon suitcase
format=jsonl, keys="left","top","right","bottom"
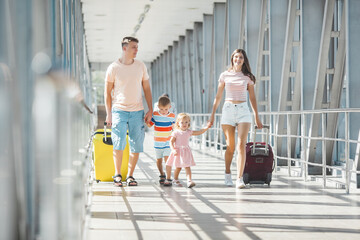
{"left": 243, "top": 125, "right": 274, "bottom": 186}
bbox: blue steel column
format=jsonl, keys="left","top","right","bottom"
{"left": 166, "top": 46, "right": 173, "bottom": 102}
{"left": 151, "top": 59, "right": 155, "bottom": 99}
{"left": 14, "top": 0, "right": 36, "bottom": 238}
{"left": 270, "top": 0, "right": 288, "bottom": 165}
{"left": 302, "top": 0, "right": 325, "bottom": 111}
{"left": 0, "top": 1, "right": 19, "bottom": 239}
{"left": 270, "top": 0, "right": 288, "bottom": 111}
{"left": 246, "top": 0, "right": 262, "bottom": 72}
{"left": 156, "top": 57, "right": 160, "bottom": 99}
{"left": 185, "top": 29, "right": 194, "bottom": 113}
{"left": 193, "top": 22, "right": 203, "bottom": 113}
{"left": 157, "top": 53, "right": 162, "bottom": 99}
{"left": 227, "top": 0, "right": 242, "bottom": 57}
{"left": 178, "top": 36, "right": 186, "bottom": 112}
{"left": 155, "top": 57, "right": 160, "bottom": 100}
{"left": 347, "top": 0, "right": 360, "bottom": 187}
{"left": 213, "top": 2, "right": 226, "bottom": 96}
{"left": 150, "top": 60, "right": 156, "bottom": 103}
{"left": 174, "top": 41, "right": 183, "bottom": 113}
{"left": 164, "top": 49, "right": 169, "bottom": 96}
{"left": 302, "top": 0, "right": 325, "bottom": 174}
{"left": 171, "top": 42, "right": 178, "bottom": 107}
{"left": 203, "top": 14, "right": 213, "bottom": 113}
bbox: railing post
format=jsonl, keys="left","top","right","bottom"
{"left": 287, "top": 113, "right": 291, "bottom": 176}
{"left": 302, "top": 113, "right": 308, "bottom": 181}
{"left": 220, "top": 114, "right": 223, "bottom": 156}
{"left": 274, "top": 114, "right": 278, "bottom": 173}
{"left": 345, "top": 111, "right": 350, "bottom": 194}
{"left": 322, "top": 112, "right": 326, "bottom": 188}
{"left": 215, "top": 118, "right": 219, "bottom": 152}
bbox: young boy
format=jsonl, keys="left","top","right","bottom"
{"left": 147, "top": 96, "right": 176, "bottom": 184}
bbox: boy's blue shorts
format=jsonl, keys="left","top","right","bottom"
{"left": 155, "top": 148, "right": 171, "bottom": 159}
{"left": 111, "top": 109, "right": 145, "bottom": 153}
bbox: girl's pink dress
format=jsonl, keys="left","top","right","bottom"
{"left": 166, "top": 129, "right": 195, "bottom": 168}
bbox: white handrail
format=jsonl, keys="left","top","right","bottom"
{"left": 188, "top": 108, "right": 360, "bottom": 194}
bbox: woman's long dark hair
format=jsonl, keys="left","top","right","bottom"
{"left": 228, "top": 49, "right": 256, "bottom": 84}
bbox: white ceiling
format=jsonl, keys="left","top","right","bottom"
{"left": 81, "top": 0, "right": 225, "bottom": 64}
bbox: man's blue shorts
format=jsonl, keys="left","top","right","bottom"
{"left": 111, "top": 108, "right": 145, "bottom": 153}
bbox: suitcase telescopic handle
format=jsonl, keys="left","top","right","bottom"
{"left": 104, "top": 121, "right": 107, "bottom": 141}
{"left": 252, "top": 125, "right": 270, "bottom": 155}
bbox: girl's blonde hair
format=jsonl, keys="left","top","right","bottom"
{"left": 174, "top": 113, "right": 191, "bottom": 129}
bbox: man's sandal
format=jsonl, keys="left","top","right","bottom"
{"left": 159, "top": 174, "right": 166, "bottom": 184}
{"left": 164, "top": 179, "right": 172, "bottom": 186}
{"left": 113, "top": 174, "right": 123, "bottom": 187}
{"left": 126, "top": 176, "right": 138, "bottom": 186}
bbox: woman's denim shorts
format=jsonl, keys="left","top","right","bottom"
{"left": 221, "top": 102, "right": 252, "bottom": 126}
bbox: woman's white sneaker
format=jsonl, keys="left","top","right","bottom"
{"left": 225, "top": 173, "right": 233, "bottom": 186}
{"left": 187, "top": 181, "right": 196, "bottom": 188}
{"left": 236, "top": 177, "right": 246, "bottom": 189}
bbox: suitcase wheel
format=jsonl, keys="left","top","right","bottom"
{"left": 96, "top": 180, "right": 100, "bottom": 183}
{"left": 243, "top": 173, "right": 249, "bottom": 184}
{"left": 266, "top": 173, "right": 272, "bottom": 186}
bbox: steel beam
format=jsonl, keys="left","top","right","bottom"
{"left": 308, "top": 0, "right": 347, "bottom": 174}
{"left": 203, "top": 14, "right": 214, "bottom": 112}
{"left": 247, "top": 0, "right": 262, "bottom": 75}
{"left": 193, "top": 22, "right": 203, "bottom": 113}
{"left": 269, "top": 0, "right": 288, "bottom": 111}
{"left": 185, "top": 29, "right": 194, "bottom": 113}
{"left": 173, "top": 41, "right": 180, "bottom": 111}
{"left": 227, "top": 0, "right": 242, "bottom": 60}
{"left": 276, "top": 0, "right": 302, "bottom": 162}
{"left": 255, "top": 0, "right": 270, "bottom": 113}
{"left": 203, "top": 14, "right": 213, "bottom": 113}
{"left": 178, "top": 36, "right": 186, "bottom": 112}
{"left": 347, "top": 0, "right": 360, "bottom": 187}
{"left": 213, "top": 2, "right": 227, "bottom": 95}
{"left": 167, "top": 46, "right": 174, "bottom": 103}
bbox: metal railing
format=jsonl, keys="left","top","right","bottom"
{"left": 189, "top": 109, "right": 360, "bottom": 194}
{"left": 33, "top": 72, "right": 95, "bottom": 239}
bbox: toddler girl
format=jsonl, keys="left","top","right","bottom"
{"left": 164, "top": 113, "right": 211, "bottom": 188}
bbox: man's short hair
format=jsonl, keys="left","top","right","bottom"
{"left": 158, "top": 96, "right": 171, "bottom": 107}
{"left": 122, "top": 36, "right": 139, "bottom": 47}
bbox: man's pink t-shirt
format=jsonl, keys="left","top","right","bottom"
{"left": 218, "top": 71, "right": 254, "bottom": 102}
{"left": 105, "top": 59, "right": 149, "bottom": 111}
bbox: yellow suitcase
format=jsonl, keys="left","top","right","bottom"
{"left": 92, "top": 126, "right": 129, "bottom": 182}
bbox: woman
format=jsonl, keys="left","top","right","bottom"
{"left": 208, "top": 49, "right": 263, "bottom": 189}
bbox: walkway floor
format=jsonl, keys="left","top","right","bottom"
{"left": 86, "top": 132, "right": 360, "bottom": 240}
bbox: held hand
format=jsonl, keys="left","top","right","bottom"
{"left": 172, "top": 149, "right": 178, "bottom": 156}
{"left": 206, "top": 121, "right": 212, "bottom": 129}
{"left": 208, "top": 115, "right": 214, "bottom": 128}
{"left": 105, "top": 115, "right": 112, "bottom": 127}
{"left": 255, "top": 117, "right": 263, "bottom": 129}
{"left": 144, "top": 111, "right": 152, "bottom": 124}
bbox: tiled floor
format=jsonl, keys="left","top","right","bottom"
{"left": 86, "top": 132, "right": 360, "bottom": 240}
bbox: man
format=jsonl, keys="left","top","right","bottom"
{"left": 104, "top": 36, "right": 152, "bottom": 187}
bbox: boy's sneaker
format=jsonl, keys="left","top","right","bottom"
{"left": 225, "top": 173, "right": 233, "bottom": 186}
{"left": 236, "top": 177, "right": 246, "bottom": 189}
